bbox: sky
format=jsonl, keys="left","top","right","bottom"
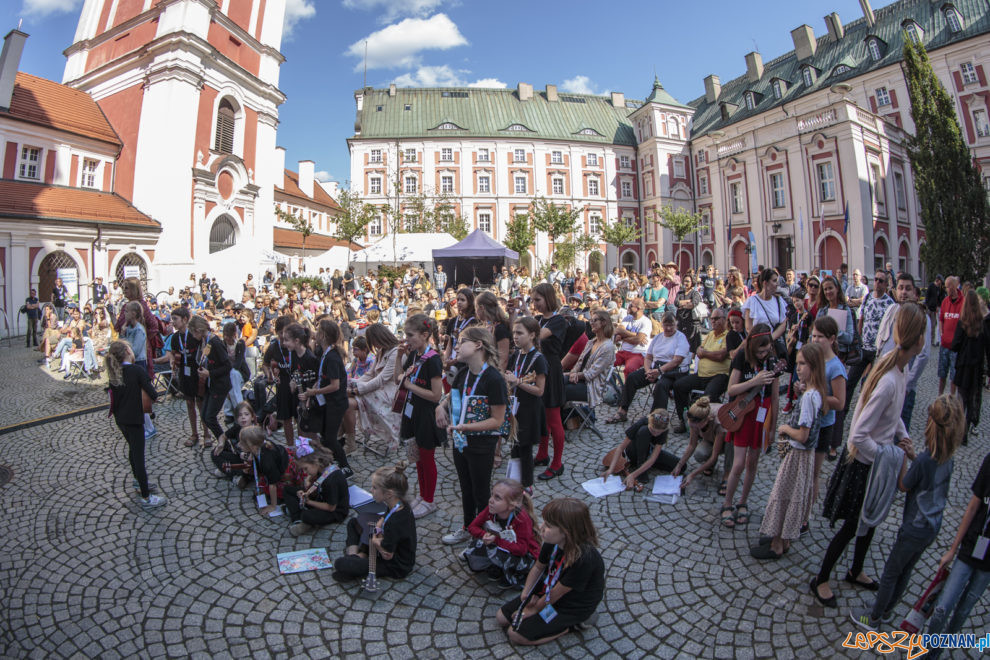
{"left": 5, "top": 0, "right": 897, "bottom": 187}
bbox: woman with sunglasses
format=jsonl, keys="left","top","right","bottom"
{"left": 815, "top": 275, "right": 855, "bottom": 356}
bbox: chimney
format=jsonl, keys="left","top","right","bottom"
{"left": 318, "top": 180, "right": 339, "bottom": 201}
{"left": 704, "top": 74, "right": 721, "bottom": 103}
{"left": 0, "top": 30, "right": 28, "bottom": 111}
{"left": 388, "top": 83, "right": 396, "bottom": 97}
{"left": 298, "top": 160, "right": 315, "bottom": 198}
{"left": 791, "top": 24, "right": 817, "bottom": 60}
{"left": 610, "top": 91, "right": 625, "bottom": 108}
{"left": 275, "top": 146, "right": 286, "bottom": 190}
{"left": 546, "top": 84, "right": 558, "bottom": 101}
{"left": 859, "top": 0, "right": 875, "bottom": 27}
{"left": 745, "top": 52, "right": 763, "bottom": 82}
{"left": 517, "top": 82, "right": 533, "bottom": 101}
{"left": 824, "top": 12, "right": 844, "bottom": 42}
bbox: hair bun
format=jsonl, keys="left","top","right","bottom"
{"left": 394, "top": 460, "right": 408, "bottom": 474}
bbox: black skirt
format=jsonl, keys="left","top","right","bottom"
{"left": 822, "top": 446, "right": 871, "bottom": 526}
{"left": 542, "top": 355, "right": 565, "bottom": 409}
{"left": 275, "top": 383, "right": 297, "bottom": 421}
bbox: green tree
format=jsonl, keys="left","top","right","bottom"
{"left": 528, "top": 196, "right": 584, "bottom": 268}
{"left": 600, "top": 219, "right": 643, "bottom": 268}
{"left": 397, "top": 189, "right": 469, "bottom": 239}
{"left": 654, "top": 205, "right": 704, "bottom": 243}
{"left": 275, "top": 205, "right": 313, "bottom": 271}
{"left": 503, "top": 213, "right": 536, "bottom": 257}
{"left": 332, "top": 188, "right": 376, "bottom": 266}
{"left": 903, "top": 40, "right": 990, "bottom": 284}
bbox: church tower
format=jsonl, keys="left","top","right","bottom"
{"left": 62, "top": 0, "right": 287, "bottom": 290}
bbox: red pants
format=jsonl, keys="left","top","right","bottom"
{"left": 615, "top": 351, "right": 645, "bottom": 377}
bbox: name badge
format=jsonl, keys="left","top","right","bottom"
{"left": 404, "top": 401, "right": 414, "bottom": 418}
{"left": 256, "top": 494, "right": 267, "bottom": 508}
{"left": 315, "top": 394, "right": 326, "bottom": 406}
{"left": 973, "top": 536, "right": 989, "bottom": 560}
{"left": 539, "top": 604, "right": 558, "bottom": 623}
{"left": 450, "top": 349, "right": 457, "bottom": 361}
{"left": 511, "top": 398, "right": 519, "bottom": 416}
{"left": 184, "top": 366, "right": 191, "bottom": 377}
{"left": 756, "top": 406, "right": 768, "bottom": 423}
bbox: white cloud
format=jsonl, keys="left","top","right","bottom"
{"left": 561, "top": 75, "right": 599, "bottom": 95}
{"left": 346, "top": 14, "right": 467, "bottom": 71}
{"left": 392, "top": 65, "right": 504, "bottom": 88}
{"left": 21, "top": 0, "right": 80, "bottom": 17}
{"left": 315, "top": 170, "right": 333, "bottom": 182}
{"left": 283, "top": 0, "right": 317, "bottom": 38}
{"left": 343, "top": 0, "right": 449, "bottom": 23}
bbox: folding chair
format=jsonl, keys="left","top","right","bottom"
{"left": 562, "top": 400, "right": 603, "bottom": 441}
{"left": 63, "top": 354, "right": 86, "bottom": 382}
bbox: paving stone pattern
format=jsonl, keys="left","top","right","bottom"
{"left": 0, "top": 343, "right": 987, "bottom": 658}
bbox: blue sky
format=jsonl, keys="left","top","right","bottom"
{"left": 6, "top": 0, "right": 895, "bottom": 187}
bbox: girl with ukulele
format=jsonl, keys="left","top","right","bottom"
{"left": 503, "top": 317, "right": 547, "bottom": 491}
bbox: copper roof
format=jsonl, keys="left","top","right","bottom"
{"left": 275, "top": 170, "right": 342, "bottom": 212}
{"left": 0, "top": 179, "right": 159, "bottom": 229}
{"left": 273, "top": 226, "right": 358, "bottom": 252}
{"left": 4, "top": 72, "right": 121, "bottom": 146}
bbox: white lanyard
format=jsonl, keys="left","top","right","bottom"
{"left": 463, "top": 363, "right": 488, "bottom": 398}
{"left": 544, "top": 544, "right": 564, "bottom": 604}
{"left": 514, "top": 348, "right": 537, "bottom": 378}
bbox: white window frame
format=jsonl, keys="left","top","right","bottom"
{"left": 868, "top": 38, "right": 882, "bottom": 61}
{"left": 551, "top": 177, "right": 564, "bottom": 195}
{"left": 620, "top": 155, "right": 631, "bottom": 169}
{"left": 876, "top": 86, "right": 891, "bottom": 106}
{"left": 817, "top": 162, "right": 836, "bottom": 202}
{"left": 514, "top": 175, "right": 527, "bottom": 194}
{"left": 893, "top": 171, "right": 907, "bottom": 211}
{"left": 587, "top": 152, "right": 599, "bottom": 167}
{"left": 369, "top": 176, "right": 382, "bottom": 195}
{"left": 945, "top": 7, "right": 963, "bottom": 33}
{"left": 403, "top": 148, "right": 416, "bottom": 163}
{"left": 961, "top": 61, "right": 979, "bottom": 85}
{"left": 621, "top": 180, "right": 632, "bottom": 198}
{"left": 904, "top": 23, "right": 923, "bottom": 45}
{"left": 440, "top": 147, "right": 453, "bottom": 162}
{"left": 478, "top": 212, "right": 492, "bottom": 233}
{"left": 440, "top": 175, "right": 454, "bottom": 193}
{"left": 974, "top": 108, "right": 990, "bottom": 137}
{"left": 513, "top": 148, "right": 525, "bottom": 163}
{"left": 588, "top": 177, "right": 600, "bottom": 196}
{"left": 369, "top": 216, "right": 383, "bottom": 236}
{"left": 770, "top": 172, "right": 785, "bottom": 208}
{"left": 478, "top": 174, "right": 491, "bottom": 194}
{"left": 701, "top": 211, "right": 712, "bottom": 239}
{"left": 698, "top": 172, "right": 709, "bottom": 196}
{"left": 81, "top": 158, "right": 99, "bottom": 188}
{"left": 870, "top": 162, "right": 886, "bottom": 210}
{"left": 18, "top": 145, "right": 41, "bottom": 180}
{"left": 550, "top": 150, "right": 563, "bottom": 164}
{"left": 673, "top": 158, "right": 685, "bottom": 178}
{"left": 772, "top": 79, "right": 783, "bottom": 99}
{"left": 744, "top": 92, "right": 755, "bottom": 110}
{"left": 589, "top": 213, "right": 602, "bottom": 236}
{"left": 404, "top": 175, "right": 417, "bottom": 194}
{"left": 730, "top": 182, "right": 744, "bottom": 214}
{"left": 802, "top": 67, "right": 814, "bottom": 87}
{"left": 369, "top": 148, "right": 382, "bottom": 163}
{"left": 477, "top": 148, "right": 490, "bottom": 162}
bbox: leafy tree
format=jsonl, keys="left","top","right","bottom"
{"left": 600, "top": 219, "right": 643, "bottom": 269}
{"left": 528, "top": 196, "right": 584, "bottom": 269}
{"left": 397, "top": 189, "right": 470, "bottom": 239}
{"left": 654, "top": 205, "right": 704, "bottom": 243}
{"left": 332, "top": 188, "right": 377, "bottom": 266}
{"left": 503, "top": 213, "right": 536, "bottom": 257}
{"left": 903, "top": 40, "right": 990, "bottom": 284}
{"left": 274, "top": 204, "right": 313, "bottom": 271}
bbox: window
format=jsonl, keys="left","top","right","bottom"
{"left": 404, "top": 104, "right": 412, "bottom": 111}
{"left": 817, "top": 162, "right": 836, "bottom": 201}
{"left": 477, "top": 148, "right": 490, "bottom": 162}
{"left": 369, "top": 176, "right": 382, "bottom": 194}
{"left": 644, "top": 177, "right": 653, "bottom": 197}
{"left": 506, "top": 124, "right": 530, "bottom": 132}
{"left": 588, "top": 177, "right": 600, "bottom": 196}
{"left": 974, "top": 109, "right": 990, "bottom": 137}
{"left": 945, "top": 8, "right": 963, "bottom": 33}
{"left": 404, "top": 176, "right": 417, "bottom": 194}
{"left": 701, "top": 211, "right": 712, "bottom": 238}
{"left": 551, "top": 150, "right": 563, "bottom": 164}
{"left": 621, "top": 180, "right": 632, "bottom": 197}
{"left": 961, "top": 62, "right": 979, "bottom": 85}
{"left": 870, "top": 163, "right": 886, "bottom": 209}
{"left": 622, "top": 215, "right": 635, "bottom": 229}
{"left": 587, "top": 153, "right": 598, "bottom": 166}
{"left": 214, "top": 99, "right": 235, "bottom": 154}
{"left": 478, "top": 175, "right": 491, "bottom": 193}
{"left": 369, "top": 216, "right": 382, "bottom": 236}
{"left": 698, "top": 172, "right": 709, "bottom": 196}
{"left": 772, "top": 79, "right": 784, "bottom": 99}
{"left": 81, "top": 159, "right": 98, "bottom": 188}
{"left": 667, "top": 117, "right": 679, "bottom": 139}
{"left": 589, "top": 214, "right": 602, "bottom": 235}
{"left": 876, "top": 87, "right": 891, "bottom": 106}
{"left": 552, "top": 177, "right": 564, "bottom": 195}
{"left": 730, "top": 182, "right": 743, "bottom": 213}
{"left": 620, "top": 155, "right": 631, "bottom": 169}
{"left": 514, "top": 176, "right": 527, "bottom": 194}
{"left": 894, "top": 171, "right": 907, "bottom": 211}
{"left": 513, "top": 148, "right": 525, "bottom": 163}
{"left": 578, "top": 128, "right": 601, "bottom": 136}
{"left": 440, "top": 147, "right": 452, "bottom": 161}
{"left": 209, "top": 216, "right": 237, "bottom": 253}
{"left": 441, "top": 90, "right": 469, "bottom": 98}
{"left": 744, "top": 92, "right": 755, "bottom": 110}
{"left": 478, "top": 212, "right": 492, "bottom": 233}
{"left": 770, "top": 173, "right": 785, "bottom": 208}
{"left": 868, "top": 38, "right": 883, "bottom": 61}
{"left": 369, "top": 148, "right": 382, "bottom": 163}
{"left": 376, "top": 105, "right": 383, "bottom": 112}
{"left": 403, "top": 148, "right": 416, "bottom": 162}
{"left": 697, "top": 151, "right": 706, "bottom": 164}
{"left": 18, "top": 146, "right": 40, "bottom": 179}
{"left": 403, "top": 214, "right": 417, "bottom": 231}
{"left": 441, "top": 175, "right": 453, "bottom": 193}
{"left": 802, "top": 66, "right": 815, "bottom": 87}
{"left": 904, "top": 22, "right": 923, "bottom": 45}
{"left": 834, "top": 65, "right": 851, "bottom": 76}
{"left": 673, "top": 158, "right": 685, "bottom": 178}
{"left": 436, "top": 122, "right": 459, "bottom": 130}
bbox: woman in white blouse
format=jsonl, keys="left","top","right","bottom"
{"left": 343, "top": 323, "right": 401, "bottom": 453}
{"left": 742, "top": 269, "right": 787, "bottom": 342}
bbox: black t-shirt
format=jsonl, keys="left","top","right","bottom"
{"left": 535, "top": 543, "right": 605, "bottom": 618}
{"left": 400, "top": 348, "right": 444, "bottom": 444}
{"left": 961, "top": 452, "right": 990, "bottom": 571}
{"left": 538, "top": 313, "right": 567, "bottom": 360}
{"left": 509, "top": 349, "right": 548, "bottom": 411}
{"left": 343, "top": 272, "right": 355, "bottom": 291}
{"left": 381, "top": 505, "right": 417, "bottom": 577}
{"left": 52, "top": 285, "right": 67, "bottom": 306}
{"left": 452, "top": 365, "right": 508, "bottom": 438}
{"left": 317, "top": 347, "right": 348, "bottom": 409}
{"left": 264, "top": 339, "right": 293, "bottom": 388}
{"left": 676, "top": 289, "right": 702, "bottom": 325}
{"left": 222, "top": 422, "right": 245, "bottom": 449}
{"left": 729, "top": 351, "right": 776, "bottom": 398}
{"left": 625, "top": 417, "right": 668, "bottom": 448}
{"left": 313, "top": 467, "right": 349, "bottom": 510}
{"left": 726, "top": 329, "right": 745, "bottom": 352}
{"left": 174, "top": 329, "right": 201, "bottom": 379}
{"left": 493, "top": 322, "right": 511, "bottom": 348}
{"left": 291, "top": 348, "right": 319, "bottom": 397}
{"left": 257, "top": 443, "right": 289, "bottom": 484}
{"left": 25, "top": 296, "right": 39, "bottom": 320}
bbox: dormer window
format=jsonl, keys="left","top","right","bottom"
{"left": 505, "top": 123, "right": 532, "bottom": 132}
{"left": 802, "top": 66, "right": 816, "bottom": 87}
{"left": 867, "top": 37, "right": 883, "bottom": 62}
{"left": 833, "top": 64, "right": 852, "bottom": 76}
{"left": 772, "top": 79, "right": 786, "bottom": 99}
{"left": 903, "top": 21, "right": 924, "bottom": 45}
{"left": 578, "top": 128, "right": 602, "bottom": 136}
{"left": 744, "top": 92, "right": 756, "bottom": 110}
{"left": 944, "top": 6, "right": 963, "bottom": 33}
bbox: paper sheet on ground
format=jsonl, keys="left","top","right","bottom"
{"left": 581, "top": 475, "right": 625, "bottom": 497}
{"left": 652, "top": 475, "right": 682, "bottom": 495}
{"left": 277, "top": 548, "right": 332, "bottom": 574}
{"left": 348, "top": 485, "right": 375, "bottom": 508}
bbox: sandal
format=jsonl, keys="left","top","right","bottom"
{"left": 718, "top": 479, "right": 727, "bottom": 497}
{"left": 605, "top": 413, "right": 627, "bottom": 424}
{"left": 844, "top": 572, "right": 880, "bottom": 591}
{"left": 631, "top": 481, "right": 644, "bottom": 493}
{"left": 720, "top": 505, "right": 735, "bottom": 528}
{"left": 184, "top": 435, "right": 200, "bottom": 448}
{"left": 734, "top": 504, "right": 750, "bottom": 525}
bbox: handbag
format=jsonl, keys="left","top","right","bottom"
{"left": 692, "top": 300, "right": 709, "bottom": 322}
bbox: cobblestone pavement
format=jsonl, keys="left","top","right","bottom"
{"left": 0, "top": 343, "right": 988, "bottom": 659}
{"left": 0, "top": 344, "right": 107, "bottom": 428}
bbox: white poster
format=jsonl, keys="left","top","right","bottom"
{"left": 123, "top": 266, "right": 141, "bottom": 279}
{"left": 57, "top": 267, "right": 79, "bottom": 302}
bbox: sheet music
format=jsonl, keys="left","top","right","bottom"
{"left": 581, "top": 476, "right": 625, "bottom": 498}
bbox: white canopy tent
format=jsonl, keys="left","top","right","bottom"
{"left": 350, "top": 233, "right": 458, "bottom": 275}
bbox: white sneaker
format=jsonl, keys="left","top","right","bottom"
{"left": 442, "top": 527, "right": 471, "bottom": 545}
{"left": 410, "top": 495, "right": 422, "bottom": 510}
{"left": 212, "top": 468, "right": 226, "bottom": 478}
{"left": 412, "top": 500, "right": 436, "bottom": 519}
{"left": 140, "top": 494, "right": 166, "bottom": 508}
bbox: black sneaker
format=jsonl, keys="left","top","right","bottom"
{"left": 341, "top": 466, "right": 354, "bottom": 479}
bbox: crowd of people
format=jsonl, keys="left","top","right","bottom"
{"left": 28, "top": 257, "right": 990, "bottom": 647}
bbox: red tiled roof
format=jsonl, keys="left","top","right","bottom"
{"left": 3, "top": 72, "right": 121, "bottom": 146}
{"left": 0, "top": 179, "right": 159, "bottom": 229}
{"left": 275, "top": 169, "right": 342, "bottom": 212}
{"left": 273, "top": 226, "right": 358, "bottom": 251}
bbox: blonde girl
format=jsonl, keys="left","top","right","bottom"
{"left": 237, "top": 425, "right": 304, "bottom": 517}
{"left": 675, "top": 396, "right": 730, "bottom": 493}
{"left": 464, "top": 478, "right": 541, "bottom": 587}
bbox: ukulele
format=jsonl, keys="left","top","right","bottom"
{"left": 717, "top": 359, "right": 787, "bottom": 433}
{"left": 363, "top": 520, "right": 380, "bottom": 593}
{"left": 197, "top": 342, "right": 211, "bottom": 397}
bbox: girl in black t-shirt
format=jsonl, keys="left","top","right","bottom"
{"left": 443, "top": 288, "right": 478, "bottom": 369}
{"left": 437, "top": 326, "right": 509, "bottom": 545}
{"left": 301, "top": 319, "right": 351, "bottom": 475}
{"left": 262, "top": 316, "right": 296, "bottom": 446}
{"left": 283, "top": 322, "right": 318, "bottom": 424}
{"left": 603, "top": 410, "right": 677, "bottom": 490}
{"left": 397, "top": 314, "right": 444, "bottom": 518}
{"left": 333, "top": 462, "right": 417, "bottom": 582}
{"left": 284, "top": 445, "right": 349, "bottom": 537}
{"left": 238, "top": 426, "right": 304, "bottom": 517}
{"left": 211, "top": 401, "right": 257, "bottom": 478}
{"left": 720, "top": 323, "right": 779, "bottom": 529}
{"left": 531, "top": 283, "right": 567, "bottom": 481}
{"left": 497, "top": 497, "right": 604, "bottom": 645}
{"left": 504, "top": 317, "right": 548, "bottom": 490}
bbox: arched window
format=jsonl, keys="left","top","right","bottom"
{"left": 115, "top": 253, "right": 148, "bottom": 287}
{"left": 867, "top": 38, "right": 883, "bottom": 62}
{"left": 944, "top": 6, "right": 963, "bottom": 33}
{"left": 214, "top": 99, "right": 236, "bottom": 155}
{"left": 209, "top": 215, "right": 237, "bottom": 253}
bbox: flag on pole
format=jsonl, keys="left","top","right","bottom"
{"left": 798, "top": 208, "right": 804, "bottom": 241}
{"left": 842, "top": 202, "right": 849, "bottom": 235}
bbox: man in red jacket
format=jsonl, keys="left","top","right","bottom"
{"left": 938, "top": 275, "right": 963, "bottom": 395}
